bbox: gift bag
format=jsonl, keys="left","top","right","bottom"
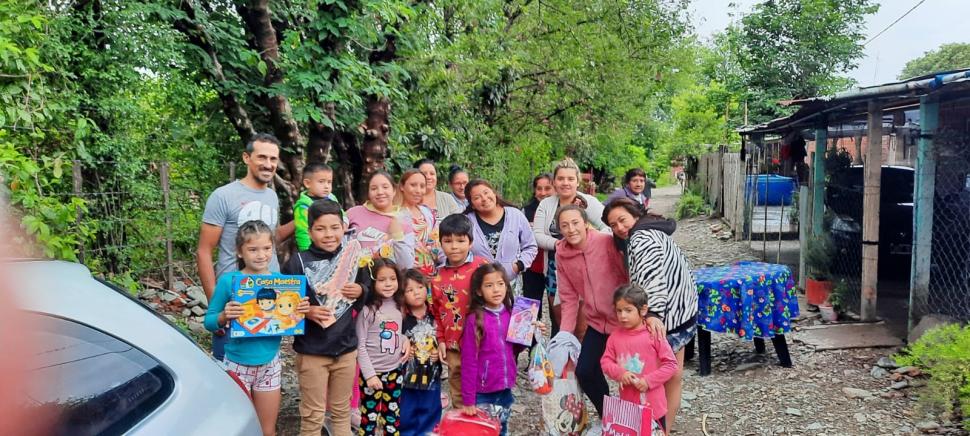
{"left": 528, "top": 330, "right": 554, "bottom": 394}
{"left": 540, "top": 374, "right": 588, "bottom": 436}
{"left": 403, "top": 317, "right": 441, "bottom": 390}
{"left": 434, "top": 409, "right": 501, "bottom": 436}
{"left": 602, "top": 395, "right": 663, "bottom": 436}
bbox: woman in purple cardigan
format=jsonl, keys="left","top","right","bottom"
{"left": 463, "top": 179, "right": 538, "bottom": 280}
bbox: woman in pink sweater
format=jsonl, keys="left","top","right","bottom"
{"left": 554, "top": 204, "right": 628, "bottom": 417}
{"left": 601, "top": 284, "right": 678, "bottom": 434}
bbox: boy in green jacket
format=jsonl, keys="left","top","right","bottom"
{"left": 294, "top": 163, "right": 344, "bottom": 251}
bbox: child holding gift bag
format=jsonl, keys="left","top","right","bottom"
{"left": 400, "top": 269, "right": 443, "bottom": 436}
{"left": 600, "top": 284, "right": 678, "bottom": 434}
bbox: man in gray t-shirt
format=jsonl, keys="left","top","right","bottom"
{"left": 201, "top": 179, "right": 281, "bottom": 278}
{"left": 196, "top": 133, "right": 294, "bottom": 360}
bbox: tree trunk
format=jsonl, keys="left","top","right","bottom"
{"left": 360, "top": 96, "right": 390, "bottom": 192}
{"left": 172, "top": 1, "right": 256, "bottom": 145}
{"left": 238, "top": 0, "right": 304, "bottom": 203}
{"left": 332, "top": 133, "right": 362, "bottom": 207}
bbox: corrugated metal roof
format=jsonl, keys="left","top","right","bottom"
{"left": 738, "top": 70, "right": 970, "bottom": 134}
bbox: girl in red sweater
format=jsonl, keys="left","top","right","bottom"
{"left": 600, "top": 284, "right": 678, "bottom": 435}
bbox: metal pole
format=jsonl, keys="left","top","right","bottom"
{"left": 73, "top": 160, "right": 85, "bottom": 264}
{"left": 777, "top": 192, "right": 785, "bottom": 264}
{"left": 161, "top": 161, "right": 175, "bottom": 290}
{"left": 762, "top": 146, "right": 768, "bottom": 262}
{"left": 908, "top": 96, "right": 938, "bottom": 330}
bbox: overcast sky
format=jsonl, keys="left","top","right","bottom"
{"left": 688, "top": 0, "right": 970, "bottom": 87}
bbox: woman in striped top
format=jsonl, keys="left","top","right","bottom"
{"left": 603, "top": 198, "right": 697, "bottom": 433}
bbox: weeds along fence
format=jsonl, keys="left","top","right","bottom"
{"left": 66, "top": 159, "right": 236, "bottom": 290}
{"left": 694, "top": 147, "right": 746, "bottom": 238}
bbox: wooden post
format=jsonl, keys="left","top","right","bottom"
{"left": 861, "top": 101, "right": 883, "bottom": 321}
{"left": 160, "top": 162, "right": 175, "bottom": 291}
{"left": 812, "top": 126, "right": 827, "bottom": 236}
{"left": 853, "top": 130, "right": 864, "bottom": 165}
{"left": 72, "top": 160, "right": 85, "bottom": 263}
{"left": 909, "top": 96, "right": 938, "bottom": 330}
{"left": 798, "top": 185, "right": 809, "bottom": 290}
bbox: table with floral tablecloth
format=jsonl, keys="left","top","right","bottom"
{"left": 693, "top": 261, "right": 799, "bottom": 375}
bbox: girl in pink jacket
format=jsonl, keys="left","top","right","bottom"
{"left": 601, "top": 284, "right": 678, "bottom": 434}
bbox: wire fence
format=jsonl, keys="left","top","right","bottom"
{"left": 823, "top": 156, "right": 865, "bottom": 316}
{"left": 67, "top": 159, "right": 237, "bottom": 289}
{"left": 923, "top": 129, "right": 970, "bottom": 321}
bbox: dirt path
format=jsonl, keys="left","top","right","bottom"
{"left": 270, "top": 191, "right": 950, "bottom": 436}
{"left": 670, "top": 217, "right": 940, "bottom": 436}
{"left": 649, "top": 185, "right": 682, "bottom": 218}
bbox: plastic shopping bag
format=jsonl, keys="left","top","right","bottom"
{"left": 528, "top": 330, "right": 555, "bottom": 394}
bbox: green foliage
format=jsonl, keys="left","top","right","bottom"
{"left": 805, "top": 234, "right": 835, "bottom": 280}
{"left": 825, "top": 147, "right": 853, "bottom": 176}
{"left": 895, "top": 324, "right": 970, "bottom": 430}
{"left": 675, "top": 189, "right": 710, "bottom": 219}
{"left": 828, "top": 278, "right": 852, "bottom": 312}
{"left": 899, "top": 43, "right": 970, "bottom": 80}
{"left": 0, "top": 136, "right": 88, "bottom": 260}
{"left": 719, "top": 0, "right": 879, "bottom": 124}
{"left": 394, "top": 0, "right": 694, "bottom": 202}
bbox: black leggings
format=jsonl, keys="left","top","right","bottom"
{"left": 575, "top": 327, "right": 609, "bottom": 417}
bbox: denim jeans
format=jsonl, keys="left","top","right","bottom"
{"left": 476, "top": 389, "right": 514, "bottom": 436}
{"left": 211, "top": 329, "right": 227, "bottom": 361}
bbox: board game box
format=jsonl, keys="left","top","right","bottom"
{"left": 230, "top": 274, "right": 306, "bottom": 337}
{"left": 507, "top": 296, "right": 541, "bottom": 345}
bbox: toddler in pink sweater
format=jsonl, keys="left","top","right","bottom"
{"left": 600, "top": 284, "right": 678, "bottom": 433}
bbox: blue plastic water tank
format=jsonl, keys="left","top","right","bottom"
{"left": 745, "top": 174, "right": 796, "bottom": 206}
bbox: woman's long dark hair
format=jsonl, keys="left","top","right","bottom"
{"left": 468, "top": 262, "right": 514, "bottom": 346}
{"left": 602, "top": 197, "right": 643, "bottom": 224}
{"left": 462, "top": 179, "right": 517, "bottom": 214}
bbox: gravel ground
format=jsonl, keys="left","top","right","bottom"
{"left": 270, "top": 187, "right": 963, "bottom": 435}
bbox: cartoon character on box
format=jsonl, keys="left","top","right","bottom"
{"left": 238, "top": 288, "right": 277, "bottom": 333}
{"left": 274, "top": 291, "right": 303, "bottom": 330}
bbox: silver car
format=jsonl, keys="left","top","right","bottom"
{"left": 11, "top": 260, "right": 261, "bottom": 435}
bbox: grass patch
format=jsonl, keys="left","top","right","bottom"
{"left": 675, "top": 189, "right": 710, "bottom": 219}
{"left": 895, "top": 323, "right": 970, "bottom": 430}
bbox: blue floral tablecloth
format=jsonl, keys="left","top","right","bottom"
{"left": 695, "top": 261, "right": 799, "bottom": 340}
